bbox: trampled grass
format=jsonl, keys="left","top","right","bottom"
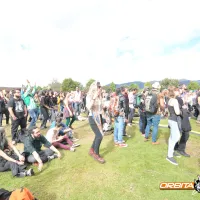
{"left": 0, "top": 119, "right": 200, "bottom": 200}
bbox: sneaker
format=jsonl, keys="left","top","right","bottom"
{"left": 141, "top": 134, "right": 145, "bottom": 137}
{"left": 177, "top": 150, "right": 190, "bottom": 157}
{"left": 173, "top": 152, "right": 181, "bottom": 158}
{"left": 53, "top": 154, "right": 58, "bottom": 159}
{"left": 152, "top": 141, "right": 160, "bottom": 145}
{"left": 115, "top": 142, "right": 119, "bottom": 146}
{"left": 166, "top": 157, "right": 178, "bottom": 165}
{"left": 70, "top": 147, "right": 76, "bottom": 152}
{"left": 118, "top": 143, "right": 128, "bottom": 148}
{"left": 47, "top": 155, "right": 55, "bottom": 161}
{"left": 72, "top": 138, "right": 79, "bottom": 142}
{"left": 123, "top": 134, "right": 131, "bottom": 138}
{"left": 26, "top": 168, "right": 34, "bottom": 176}
{"left": 144, "top": 137, "right": 149, "bottom": 142}
{"left": 72, "top": 143, "right": 80, "bottom": 148}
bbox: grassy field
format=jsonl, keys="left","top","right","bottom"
{"left": 0, "top": 118, "right": 200, "bottom": 200}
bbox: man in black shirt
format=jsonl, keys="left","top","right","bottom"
{"left": 23, "top": 126, "right": 61, "bottom": 171}
{"left": 8, "top": 89, "right": 28, "bottom": 145}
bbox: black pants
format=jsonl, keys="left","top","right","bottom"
{"left": 139, "top": 111, "right": 147, "bottom": 134}
{"left": 174, "top": 131, "right": 190, "bottom": 152}
{"left": 0, "top": 113, "right": 2, "bottom": 126}
{"left": 0, "top": 154, "right": 27, "bottom": 177}
{"left": 40, "top": 107, "right": 49, "bottom": 128}
{"left": 2, "top": 108, "right": 9, "bottom": 124}
{"left": 25, "top": 149, "right": 54, "bottom": 163}
{"left": 11, "top": 117, "right": 26, "bottom": 141}
{"left": 89, "top": 116, "right": 103, "bottom": 155}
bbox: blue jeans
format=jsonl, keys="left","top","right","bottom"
{"left": 114, "top": 116, "right": 125, "bottom": 143}
{"left": 74, "top": 102, "right": 81, "bottom": 116}
{"left": 145, "top": 114, "right": 161, "bottom": 142}
{"left": 28, "top": 108, "right": 38, "bottom": 128}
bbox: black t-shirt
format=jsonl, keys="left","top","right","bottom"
{"left": 8, "top": 98, "right": 25, "bottom": 119}
{"left": 52, "top": 96, "right": 57, "bottom": 106}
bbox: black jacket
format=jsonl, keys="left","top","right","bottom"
{"left": 0, "top": 99, "right": 5, "bottom": 113}
{"left": 181, "top": 108, "right": 192, "bottom": 132}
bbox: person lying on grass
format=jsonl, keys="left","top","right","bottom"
{"left": 46, "top": 122, "right": 80, "bottom": 152}
{"left": 0, "top": 127, "right": 34, "bottom": 177}
{"left": 22, "top": 126, "right": 61, "bottom": 171}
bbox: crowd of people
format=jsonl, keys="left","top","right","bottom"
{"left": 0, "top": 80, "right": 200, "bottom": 178}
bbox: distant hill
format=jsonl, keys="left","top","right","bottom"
{"left": 106, "top": 79, "right": 200, "bottom": 89}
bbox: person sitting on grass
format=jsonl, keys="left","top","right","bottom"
{"left": 0, "top": 127, "right": 34, "bottom": 177}
{"left": 50, "top": 112, "right": 79, "bottom": 142}
{"left": 22, "top": 126, "right": 61, "bottom": 171}
{"left": 46, "top": 122, "right": 79, "bottom": 152}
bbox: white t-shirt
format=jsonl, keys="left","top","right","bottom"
{"left": 46, "top": 128, "right": 58, "bottom": 143}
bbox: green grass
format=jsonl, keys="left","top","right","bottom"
{"left": 0, "top": 120, "right": 200, "bottom": 200}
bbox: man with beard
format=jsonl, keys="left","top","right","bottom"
{"left": 23, "top": 126, "right": 61, "bottom": 171}
{"left": 8, "top": 89, "right": 28, "bottom": 145}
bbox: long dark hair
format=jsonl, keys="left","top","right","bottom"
{"left": 0, "top": 127, "right": 8, "bottom": 150}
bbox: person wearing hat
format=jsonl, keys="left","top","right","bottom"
{"left": 144, "top": 82, "right": 165, "bottom": 144}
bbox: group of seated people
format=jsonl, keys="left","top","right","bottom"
{"left": 0, "top": 113, "right": 80, "bottom": 177}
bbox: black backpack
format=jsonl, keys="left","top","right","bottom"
{"left": 145, "top": 92, "right": 158, "bottom": 114}
{"left": 0, "top": 188, "right": 12, "bottom": 200}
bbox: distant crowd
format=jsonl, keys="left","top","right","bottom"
{"left": 0, "top": 80, "right": 200, "bottom": 178}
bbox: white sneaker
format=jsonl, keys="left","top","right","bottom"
{"left": 72, "top": 138, "right": 79, "bottom": 142}
{"left": 72, "top": 143, "right": 80, "bottom": 147}
{"left": 70, "top": 147, "right": 76, "bottom": 152}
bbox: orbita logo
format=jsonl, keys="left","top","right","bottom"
{"left": 160, "top": 182, "right": 194, "bottom": 190}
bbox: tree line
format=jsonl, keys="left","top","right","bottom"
{"left": 37, "top": 78, "right": 200, "bottom": 93}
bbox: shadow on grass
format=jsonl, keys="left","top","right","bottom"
{"left": 162, "top": 129, "right": 170, "bottom": 144}
{"left": 101, "top": 138, "right": 115, "bottom": 157}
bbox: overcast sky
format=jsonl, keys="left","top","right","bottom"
{"left": 1, "top": 0, "right": 200, "bottom": 87}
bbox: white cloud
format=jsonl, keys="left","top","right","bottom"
{"left": 0, "top": 0, "right": 200, "bottom": 87}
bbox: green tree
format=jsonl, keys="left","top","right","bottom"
{"left": 61, "top": 78, "right": 81, "bottom": 92}
{"left": 187, "top": 81, "right": 200, "bottom": 90}
{"left": 128, "top": 83, "right": 139, "bottom": 90}
{"left": 48, "top": 79, "right": 62, "bottom": 91}
{"left": 102, "top": 85, "right": 111, "bottom": 93}
{"left": 85, "top": 79, "right": 95, "bottom": 91}
{"left": 144, "top": 82, "right": 152, "bottom": 89}
{"left": 160, "top": 78, "right": 179, "bottom": 89}
{"left": 109, "top": 82, "right": 116, "bottom": 92}
{"left": 36, "top": 86, "right": 43, "bottom": 91}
